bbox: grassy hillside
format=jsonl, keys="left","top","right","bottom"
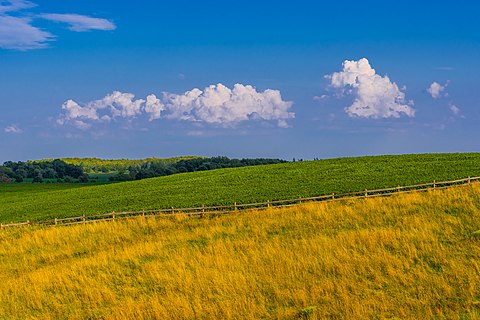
{"left": 0, "top": 183, "right": 86, "bottom": 195}
{"left": 1, "top": 185, "right": 479, "bottom": 319}
{"left": 1, "top": 153, "right": 480, "bottom": 223}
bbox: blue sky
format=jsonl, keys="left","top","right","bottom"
{"left": 1, "top": 0, "right": 479, "bottom": 162}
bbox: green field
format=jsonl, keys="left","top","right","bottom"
{"left": 0, "top": 183, "right": 87, "bottom": 195}
{"left": 1, "top": 153, "right": 480, "bottom": 223}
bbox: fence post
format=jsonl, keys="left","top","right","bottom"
{"left": 365, "top": 189, "right": 368, "bottom": 197}
{"left": 142, "top": 210, "right": 145, "bottom": 218}
{"left": 234, "top": 202, "right": 237, "bottom": 211}
{"left": 54, "top": 218, "right": 58, "bottom": 226}
{"left": 332, "top": 193, "right": 335, "bottom": 200}
{"left": 433, "top": 180, "right": 436, "bottom": 189}
{"left": 171, "top": 207, "right": 174, "bottom": 214}
{"left": 82, "top": 215, "right": 86, "bottom": 224}
{"left": 468, "top": 176, "right": 471, "bottom": 185}
{"left": 267, "top": 200, "right": 271, "bottom": 208}
{"left": 112, "top": 212, "right": 115, "bottom": 220}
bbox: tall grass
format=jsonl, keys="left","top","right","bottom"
{"left": 1, "top": 185, "right": 479, "bottom": 319}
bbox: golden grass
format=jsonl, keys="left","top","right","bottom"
{"left": 1, "top": 185, "right": 480, "bottom": 319}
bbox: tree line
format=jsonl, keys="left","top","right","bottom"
{"left": 110, "top": 157, "right": 287, "bottom": 181}
{"left": 0, "top": 157, "right": 287, "bottom": 183}
{"left": 0, "top": 159, "right": 86, "bottom": 183}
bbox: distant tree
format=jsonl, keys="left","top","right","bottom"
{"left": 108, "top": 156, "right": 287, "bottom": 182}
{"left": 1, "top": 159, "right": 84, "bottom": 183}
{"left": 78, "top": 175, "right": 90, "bottom": 183}
{"left": 52, "top": 159, "right": 67, "bottom": 177}
{"left": 16, "top": 168, "right": 27, "bottom": 178}
{"left": 43, "top": 168, "right": 57, "bottom": 179}
{"left": 32, "top": 175, "right": 43, "bottom": 183}
{"left": 0, "top": 174, "right": 12, "bottom": 183}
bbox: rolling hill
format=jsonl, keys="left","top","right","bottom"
{"left": 1, "top": 153, "right": 480, "bottom": 223}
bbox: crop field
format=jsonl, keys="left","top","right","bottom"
{"left": 1, "top": 153, "right": 480, "bottom": 223}
{"left": 0, "top": 183, "right": 87, "bottom": 195}
{"left": 0, "top": 184, "right": 479, "bottom": 319}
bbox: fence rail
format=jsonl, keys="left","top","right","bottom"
{"left": 2, "top": 176, "right": 479, "bottom": 229}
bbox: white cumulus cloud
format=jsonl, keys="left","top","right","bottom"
{"left": 327, "top": 58, "right": 415, "bottom": 119}
{"left": 57, "top": 91, "right": 148, "bottom": 129}
{"left": 427, "top": 81, "right": 449, "bottom": 99}
{"left": 57, "top": 84, "right": 294, "bottom": 130}
{"left": 144, "top": 94, "right": 165, "bottom": 121}
{"left": 39, "top": 13, "right": 116, "bottom": 32}
{"left": 164, "top": 83, "right": 294, "bottom": 127}
{"left": 96, "top": 91, "right": 144, "bottom": 119}
{"left": 56, "top": 99, "right": 98, "bottom": 129}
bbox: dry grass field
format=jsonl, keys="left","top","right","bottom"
{"left": 1, "top": 185, "right": 479, "bottom": 319}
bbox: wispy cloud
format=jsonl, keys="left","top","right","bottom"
{"left": 4, "top": 124, "right": 22, "bottom": 134}
{"left": 449, "top": 102, "right": 461, "bottom": 116}
{"left": 0, "top": 1, "right": 115, "bottom": 50}
{"left": 313, "top": 95, "right": 329, "bottom": 102}
{"left": 325, "top": 58, "right": 415, "bottom": 119}
{"left": 57, "top": 84, "right": 295, "bottom": 130}
{"left": 0, "top": 0, "right": 35, "bottom": 13}
{"left": 0, "top": 15, "right": 53, "bottom": 50}
{"left": 39, "top": 14, "right": 116, "bottom": 32}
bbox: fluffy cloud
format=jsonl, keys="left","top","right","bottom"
{"left": 57, "top": 84, "right": 294, "bottom": 130}
{"left": 427, "top": 81, "right": 448, "bottom": 99}
{"left": 57, "top": 99, "right": 98, "bottom": 129}
{"left": 39, "top": 14, "right": 116, "bottom": 32}
{"left": 163, "top": 84, "right": 294, "bottom": 128}
{"left": 96, "top": 91, "right": 145, "bottom": 118}
{"left": 57, "top": 91, "right": 148, "bottom": 129}
{"left": 327, "top": 58, "right": 415, "bottom": 119}
{"left": 4, "top": 124, "right": 22, "bottom": 134}
{"left": 0, "top": 1, "right": 115, "bottom": 50}
{"left": 144, "top": 95, "right": 165, "bottom": 121}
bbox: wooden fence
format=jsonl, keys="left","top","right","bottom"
{"left": 1, "top": 176, "right": 479, "bottom": 229}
